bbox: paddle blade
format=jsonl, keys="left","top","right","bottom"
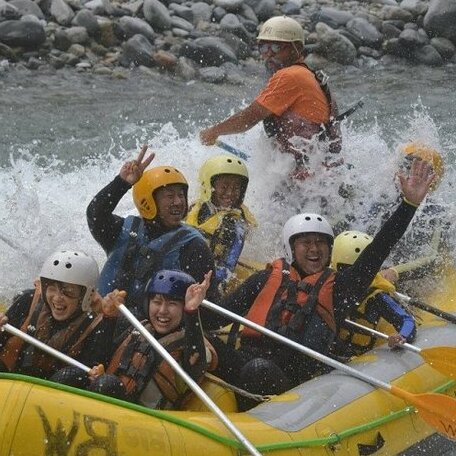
{"left": 420, "top": 346, "right": 456, "bottom": 379}
{"left": 391, "top": 386, "right": 456, "bottom": 440}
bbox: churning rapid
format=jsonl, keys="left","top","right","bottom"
{"left": 0, "top": 63, "right": 455, "bottom": 305}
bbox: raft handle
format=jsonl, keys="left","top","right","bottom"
{"left": 357, "top": 432, "right": 385, "bottom": 455}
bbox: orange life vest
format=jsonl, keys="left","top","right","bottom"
{"left": 0, "top": 286, "right": 103, "bottom": 375}
{"left": 242, "top": 259, "right": 337, "bottom": 339}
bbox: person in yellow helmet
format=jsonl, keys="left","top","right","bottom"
{"left": 331, "top": 231, "right": 416, "bottom": 358}
{"left": 186, "top": 155, "right": 257, "bottom": 289}
{"left": 199, "top": 16, "right": 342, "bottom": 181}
{"left": 87, "top": 145, "right": 218, "bottom": 328}
{"left": 202, "top": 158, "right": 433, "bottom": 410}
{"left": 363, "top": 142, "right": 449, "bottom": 285}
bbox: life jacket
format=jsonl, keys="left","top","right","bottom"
{"left": 187, "top": 201, "right": 257, "bottom": 285}
{"left": 186, "top": 201, "right": 257, "bottom": 238}
{"left": 337, "top": 273, "right": 397, "bottom": 355}
{"left": 107, "top": 323, "right": 218, "bottom": 409}
{"left": 241, "top": 259, "right": 337, "bottom": 352}
{"left": 0, "top": 287, "right": 103, "bottom": 376}
{"left": 97, "top": 216, "right": 204, "bottom": 306}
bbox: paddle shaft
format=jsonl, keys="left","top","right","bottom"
{"left": 333, "top": 99, "right": 364, "bottom": 123}
{"left": 344, "top": 319, "right": 420, "bottom": 353}
{"left": 118, "top": 304, "right": 262, "bottom": 456}
{"left": 203, "top": 299, "right": 456, "bottom": 440}
{"left": 202, "top": 300, "right": 391, "bottom": 391}
{"left": 2, "top": 323, "right": 91, "bottom": 373}
{"left": 216, "top": 141, "right": 250, "bottom": 160}
{"left": 395, "top": 292, "right": 456, "bottom": 324}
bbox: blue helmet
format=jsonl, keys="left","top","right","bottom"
{"left": 145, "top": 269, "right": 196, "bottom": 301}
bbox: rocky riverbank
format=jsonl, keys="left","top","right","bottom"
{"left": 0, "top": 0, "right": 455, "bottom": 82}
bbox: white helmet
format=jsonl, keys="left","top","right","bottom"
{"left": 331, "top": 231, "right": 373, "bottom": 270}
{"left": 257, "top": 16, "right": 305, "bottom": 43}
{"left": 40, "top": 251, "right": 99, "bottom": 312}
{"left": 282, "top": 213, "right": 334, "bottom": 263}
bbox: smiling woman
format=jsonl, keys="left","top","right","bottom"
{"left": 0, "top": 251, "right": 115, "bottom": 386}
{"left": 92, "top": 269, "right": 218, "bottom": 409}
{"left": 42, "top": 281, "right": 84, "bottom": 321}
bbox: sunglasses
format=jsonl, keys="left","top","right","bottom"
{"left": 258, "top": 42, "right": 284, "bottom": 54}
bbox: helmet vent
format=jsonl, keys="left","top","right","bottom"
{"left": 170, "top": 277, "right": 176, "bottom": 282}
{"left": 164, "top": 168, "right": 171, "bottom": 173}
{"left": 355, "top": 248, "right": 361, "bottom": 253}
{"left": 53, "top": 260, "right": 59, "bottom": 266}
{"left": 227, "top": 158, "right": 233, "bottom": 163}
{"left": 305, "top": 216, "right": 311, "bottom": 221}
{"left": 65, "top": 263, "right": 72, "bottom": 269}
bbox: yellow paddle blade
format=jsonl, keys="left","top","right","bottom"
{"left": 420, "top": 346, "right": 456, "bottom": 379}
{"left": 391, "top": 386, "right": 456, "bottom": 440}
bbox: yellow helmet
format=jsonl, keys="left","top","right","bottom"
{"left": 257, "top": 16, "right": 305, "bottom": 43}
{"left": 132, "top": 166, "right": 188, "bottom": 220}
{"left": 331, "top": 230, "right": 373, "bottom": 270}
{"left": 198, "top": 154, "right": 249, "bottom": 203}
{"left": 401, "top": 142, "right": 444, "bottom": 191}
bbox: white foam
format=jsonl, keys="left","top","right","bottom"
{"left": 0, "top": 103, "right": 454, "bottom": 303}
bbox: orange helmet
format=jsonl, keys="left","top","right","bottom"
{"left": 401, "top": 143, "right": 444, "bottom": 191}
{"left": 132, "top": 166, "right": 188, "bottom": 219}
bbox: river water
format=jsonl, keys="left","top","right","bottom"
{"left": 1, "top": 62, "right": 455, "bottom": 452}
{"left": 2, "top": 61, "right": 456, "bottom": 297}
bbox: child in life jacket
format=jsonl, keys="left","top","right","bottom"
{"left": 0, "top": 251, "right": 118, "bottom": 386}
{"left": 186, "top": 155, "right": 257, "bottom": 291}
{"left": 331, "top": 231, "right": 416, "bottom": 358}
{"left": 94, "top": 269, "right": 217, "bottom": 408}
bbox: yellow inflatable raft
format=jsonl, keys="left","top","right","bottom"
{"left": 0, "top": 269, "right": 455, "bottom": 455}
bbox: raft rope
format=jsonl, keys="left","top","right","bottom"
{"left": 204, "top": 372, "right": 272, "bottom": 403}
{"left": 1, "top": 373, "right": 454, "bottom": 453}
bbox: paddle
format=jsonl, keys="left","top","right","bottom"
{"left": 202, "top": 299, "right": 456, "bottom": 441}
{"left": 344, "top": 319, "right": 456, "bottom": 379}
{"left": 333, "top": 99, "right": 364, "bottom": 123}
{"left": 2, "top": 323, "right": 91, "bottom": 373}
{"left": 116, "top": 303, "right": 262, "bottom": 456}
{"left": 216, "top": 140, "right": 250, "bottom": 160}
{"left": 395, "top": 292, "right": 456, "bottom": 325}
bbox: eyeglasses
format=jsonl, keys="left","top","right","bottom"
{"left": 258, "top": 42, "right": 284, "bottom": 54}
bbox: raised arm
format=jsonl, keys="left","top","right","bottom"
{"left": 334, "top": 159, "right": 435, "bottom": 321}
{"left": 86, "top": 145, "right": 156, "bottom": 253}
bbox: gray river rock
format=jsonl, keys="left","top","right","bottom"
{"left": 1, "top": 0, "right": 456, "bottom": 80}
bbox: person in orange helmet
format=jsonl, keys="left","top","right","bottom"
{"left": 86, "top": 145, "right": 218, "bottom": 329}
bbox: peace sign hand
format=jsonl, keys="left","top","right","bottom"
{"left": 119, "top": 145, "right": 156, "bottom": 185}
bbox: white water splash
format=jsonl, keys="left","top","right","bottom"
{"left": 0, "top": 103, "right": 454, "bottom": 303}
